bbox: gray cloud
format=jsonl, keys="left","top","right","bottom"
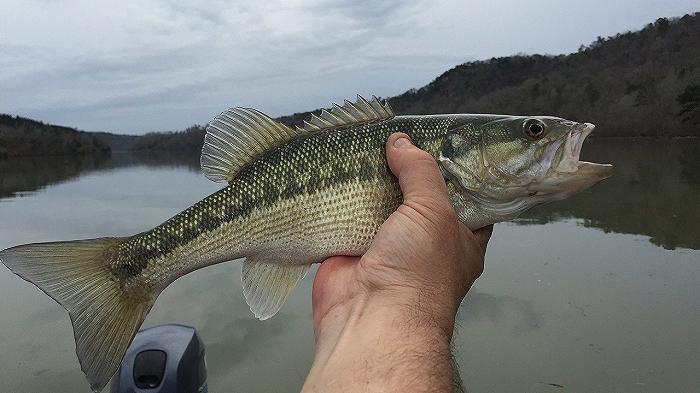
{"left": 1, "top": 0, "right": 697, "bottom": 133}
{"left": 457, "top": 291, "right": 542, "bottom": 335}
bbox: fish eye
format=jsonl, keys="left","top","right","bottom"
{"left": 524, "top": 119, "right": 546, "bottom": 139}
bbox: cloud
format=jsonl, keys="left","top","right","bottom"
{"left": 457, "top": 291, "right": 542, "bottom": 335}
{"left": 1, "top": 0, "right": 698, "bottom": 133}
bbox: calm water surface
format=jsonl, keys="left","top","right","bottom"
{"left": 0, "top": 140, "right": 698, "bottom": 392}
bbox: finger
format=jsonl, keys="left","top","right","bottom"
{"left": 472, "top": 225, "right": 494, "bottom": 249}
{"left": 312, "top": 256, "right": 355, "bottom": 301}
{"left": 385, "top": 133, "right": 451, "bottom": 208}
{"left": 312, "top": 256, "right": 359, "bottom": 333}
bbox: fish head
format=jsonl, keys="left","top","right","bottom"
{"left": 439, "top": 115, "right": 613, "bottom": 220}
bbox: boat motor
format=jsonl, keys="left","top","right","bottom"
{"left": 111, "top": 324, "right": 207, "bottom": 393}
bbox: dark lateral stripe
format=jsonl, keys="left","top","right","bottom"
{"left": 110, "top": 116, "right": 451, "bottom": 280}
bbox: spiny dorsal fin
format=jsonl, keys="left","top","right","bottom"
{"left": 297, "top": 95, "right": 394, "bottom": 133}
{"left": 201, "top": 95, "right": 393, "bottom": 183}
{"left": 201, "top": 107, "right": 299, "bottom": 183}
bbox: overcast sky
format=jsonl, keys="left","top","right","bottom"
{"left": 1, "top": 0, "right": 697, "bottom": 134}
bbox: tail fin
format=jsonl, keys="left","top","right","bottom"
{"left": 0, "top": 238, "right": 155, "bottom": 392}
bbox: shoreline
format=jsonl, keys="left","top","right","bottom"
{"left": 0, "top": 135, "right": 698, "bottom": 159}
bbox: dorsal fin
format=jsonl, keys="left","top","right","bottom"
{"left": 297, "top": 95, "right": 394, "bottom": 133}
{"left": 201, "top": 95, "right": 393, "bottom": 183}
{"left": 201, "top": 107, "right": 299, "bottom": 182}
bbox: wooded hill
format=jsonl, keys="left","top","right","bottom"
{"left": 2, "top": 13, "right": 699, "bottom": 157}
{"left": 0, "top": 114, "right": 110, "bottom": 157}
{"left": 281, "top": 13, "right": 700, "bottom": 137}
{"left": 127, "top": 125, "right": 206, "bottom": 154}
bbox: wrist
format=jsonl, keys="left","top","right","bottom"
{"left": 366, "top": 286, "right": 459, "bottom": 339}
{"left": 305, "top": 290, "right": 456, "bottom": 393}
{"left": 315, "top": 286, "right": 458, "bottom": 347}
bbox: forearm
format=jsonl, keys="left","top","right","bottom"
{"left": 302, "top": 293, "right": 457, "bottom": 393}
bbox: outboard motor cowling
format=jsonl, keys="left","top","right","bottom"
{"left": 111, "top": 324, "right": 207, "bottom": 393}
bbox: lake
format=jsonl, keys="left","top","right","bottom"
{"left": 0, "top": 139, "right": 698, "bottom": 392}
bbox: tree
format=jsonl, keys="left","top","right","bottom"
{"left": 655, "top": 17, "right": 671, "bottom": 33}
{"left": 677, "top": 85, "right": 700, "bottom": 124}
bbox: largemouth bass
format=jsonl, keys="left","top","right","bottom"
{"left": 0, "top": 96, "right": 612, "bottom": 391}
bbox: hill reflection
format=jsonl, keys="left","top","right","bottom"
{"left": 518, "top": 139, "right": 700, "bottom": 250}
{"left": 0, "top": 151, "right": 199, "bottom": 199}
{"left": 0, "top": 139, "right": 697, "bottom": 250}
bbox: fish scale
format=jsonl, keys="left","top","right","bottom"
{"left": 117, "top": 117, "right": 444, "bottom": 295}
{"left": 0, "top": 95, "right": 612, "bottom": 391}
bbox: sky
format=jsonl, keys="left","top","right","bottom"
{"left": 1, "top": 0, "right": 698, "bottom": 134}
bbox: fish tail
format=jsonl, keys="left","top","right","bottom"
{"left": 0, "top": 238, "right": 154, "bottom": 392}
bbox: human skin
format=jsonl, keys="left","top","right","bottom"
{"left": 301, "top": 133, "right": 493, "bottom": 393}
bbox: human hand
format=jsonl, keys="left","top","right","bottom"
{"left": 302, "top": 133, "right": 492, "bottom": 393}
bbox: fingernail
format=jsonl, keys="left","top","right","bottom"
{"left": 394, "top": 137, "right": 412, "bottom": 149}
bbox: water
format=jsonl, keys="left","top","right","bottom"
{"left": 0, "top": 139, "right": 698, "bottom": 392}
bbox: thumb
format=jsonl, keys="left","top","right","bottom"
{"left": 386, "top": 133, "right": 451, "bottom": 209}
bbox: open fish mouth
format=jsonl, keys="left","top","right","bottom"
{"left": 530, "top": 122, "right": 613, "bottom": 199}
{"left": 550, "top": 123, "right": 613, "bottom": 178}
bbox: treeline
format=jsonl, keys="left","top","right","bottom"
{"left": 128, "top": 125, "right": 206, "bottom": 153}
{"left": 0, "top": 116, "right": 205, "bottom": 157}
{"left": 0, "top": 114, "right": 110, "bottom": 157}
{"left": 281, "top": 13, "right": 700, "bottom": 137}
{"left": 3, "top": 13, "right": 699, "bottom": 158}
{"left": 79, "top": 12, "right": 700, "bottom": 157}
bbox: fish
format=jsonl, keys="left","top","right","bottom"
{"left": 0, "top": 95, "right": 612, "bottom": 391}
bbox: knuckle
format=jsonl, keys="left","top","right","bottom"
{"left": 414, "top": 150, "right": 438, "bottom": 167}
{"left": 429, "top": 200, "right": 458, "bottom": 225}
{"left": 442, "top": 205, "right": 459, "bottom": 222}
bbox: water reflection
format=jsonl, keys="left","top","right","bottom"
{"left": 144, "top": 262, "right": 315, "bottom": 393}
{"left": 0, "top": 141, "right": 698, "bottom": 392}
{"left": 0, "top": 153, "right": 109, "bottom": 198}
{"left": 108, "top": 150, "right": 201, "bottom": 171}
{"left": 458, "top": 292, "right": 542, "bottom": 335}
{"left": 0, "top": 151, "right": 199, "bottom": 199}
{"left": 2, "top": 139, "right": 697, "bottom": 249}
{"left": 514, "top": 139, "right": 700, "bottom": 250}
{"left": 679, "top": 141, "right": 700, "bottom": 185}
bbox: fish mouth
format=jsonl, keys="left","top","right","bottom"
{"left": 531, "top": 122, "right": 613, "bottom": 199}
{"left": 550, "top": 123, "right": 613, "bottom": 178}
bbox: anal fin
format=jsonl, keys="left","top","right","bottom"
{"left": 241, "top": 259, "right": 310, "bottom": 320}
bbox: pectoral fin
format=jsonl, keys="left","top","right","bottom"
{"left": 241, "top": 259, "right": 310, "bottom": 320}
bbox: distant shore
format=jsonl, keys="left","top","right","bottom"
{"left": 1, "top": 134, "right": 698, "bottom": 160}
{"left": 2, "top": 13, "right": 699, "bottom": 157}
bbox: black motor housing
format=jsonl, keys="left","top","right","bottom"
{"left": 111, "top": 324, "right": 207, "bottom": 393}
